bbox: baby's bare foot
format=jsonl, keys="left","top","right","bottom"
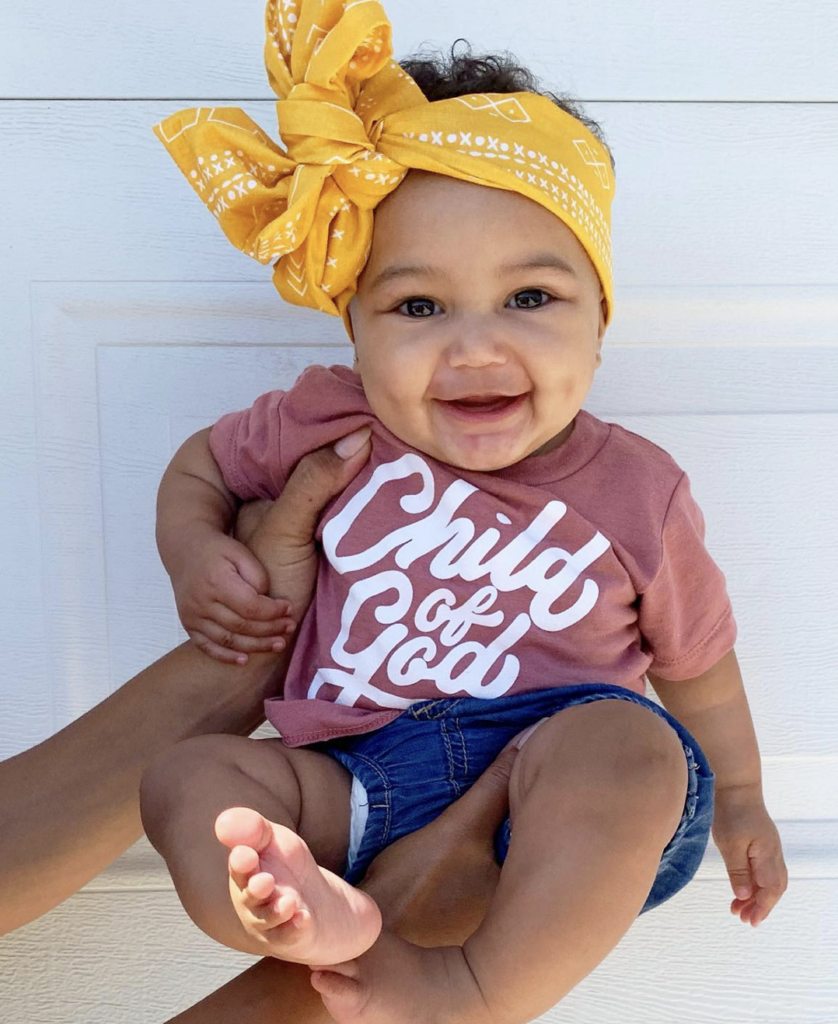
{"left": 309, "top": 933, "right": 493, "bottom": 1024}
{"left": 215, "top": 807, "right": 382, "bottom": 964}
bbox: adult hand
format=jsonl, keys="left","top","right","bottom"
{"left": 358, "top": 742, "right": 520, "bottom": 947}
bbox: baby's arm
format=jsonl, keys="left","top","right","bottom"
{"left": 648, "top": 650, "right": 788, "bottom": 927}
{"left": 648, "top": 648, "right": 760, "bottom": 792}
{"left": 157, "top": 427, "right": 294, "bottom": 664}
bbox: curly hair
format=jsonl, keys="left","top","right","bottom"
{"left": 398, "top": 39, "right": 616, "bottom": 175}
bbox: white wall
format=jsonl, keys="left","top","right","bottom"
{"left": 1, "top": 1, "right": 836, "bottom": 1021}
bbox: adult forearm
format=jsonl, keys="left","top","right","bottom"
{"left": 648, "top": 649, "right": 763, "bottom": 794}
{"left": 0, "top": 642, "right": 286, "bottom": 935}
{"left": 165, "top": 959, "right": 326, "bottom": 1024}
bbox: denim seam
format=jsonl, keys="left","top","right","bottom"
{"left": 455, "top": 718, "right": 469, "bottom": 779}
{"left": 409, "top": 698, "right": 468, "bottom": 721}
{"left": 343, "top": 750, "right": 393, "bottom": 849}
{"left": 445, "top": 718, "right": 469, "bottom": 787}
{"left": 440, "top": 720, "right": 462, "bottom": 795}
{"left": 409, "top": 701, "right": 435, "bottom": 720}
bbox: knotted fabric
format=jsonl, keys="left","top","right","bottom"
{"left": 153, "top": 0, "right": 616, "bottom": 339}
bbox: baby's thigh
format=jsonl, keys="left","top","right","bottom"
{"left": 141, "top": 734, "right": 353, "bottom": 874}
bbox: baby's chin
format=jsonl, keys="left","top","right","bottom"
{"left": 369, "top": 404, "right": 547, "bottom": 472}
{"left": 422, "top": 441, "right": 537, "bottom": 474}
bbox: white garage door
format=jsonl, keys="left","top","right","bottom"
{"left": 0, "top": 1, "right": 836, "bottom": 1020}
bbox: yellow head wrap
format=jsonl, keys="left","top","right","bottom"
{"left": 153, "top": 0, "right": 616, "bottom": 340}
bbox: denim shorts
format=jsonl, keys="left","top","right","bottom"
{"left": 318, "top": 684, "right": 714, "bottom": 914}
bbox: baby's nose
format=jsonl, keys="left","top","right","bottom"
{"left": 446, "top": 327, "right": 509, "bottom": 369}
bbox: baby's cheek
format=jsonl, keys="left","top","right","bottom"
{"left": 362, "top": 378, "right": 421, "bottom": 439}
{"left": 560, "top": 364, "right": 595, "bottom": 405}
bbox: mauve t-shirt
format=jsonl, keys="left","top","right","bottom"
{"left": 209, "top": 364, "right": 736, "bottom": 747}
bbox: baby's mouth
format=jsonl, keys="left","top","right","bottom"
{"left": 448, "top": 394, "right": 518, "bottom": 412}
{"left": 436, "top": 392, "right": 528, "bottom": 422}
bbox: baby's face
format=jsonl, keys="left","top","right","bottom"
{"left": 348, "top": 171, "right": 607, "bottom": 472}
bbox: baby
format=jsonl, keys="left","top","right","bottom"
{"left": 141, "top": 3, "right": 787, "bottom": 1023}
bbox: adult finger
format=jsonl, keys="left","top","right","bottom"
{"left": 253, "top": 427, "right": 371, "bottom": 549}
{"left": 434, "top": 723, "right": 541, "bottom": 841}
{"left": 433, "top": 743, "right": 519, "bottom": 841}
{"left": 436, "top": 720, "right": 544, "bottom": 839}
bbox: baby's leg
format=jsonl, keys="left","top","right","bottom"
{"left": 313, "top": 699, "right": 690, "bottom": 1024}
{"left": 140, "top": 735, "right": 381, "bottom": 964}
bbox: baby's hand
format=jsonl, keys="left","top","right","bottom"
{"left": 170, "top": 530, "right": 297, "bottom": 665}
{"left": 712, "top": 785, "right": 789, "bottom": 928}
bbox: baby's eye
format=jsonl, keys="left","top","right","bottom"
{"left": 395, "top": 289, "right": 554, "bottom": 318}
{"left": 509, "top": 289, "right": 554, "bottom": 310}
{"left": 398, "top": 297, "right": 439, "bottom": 318}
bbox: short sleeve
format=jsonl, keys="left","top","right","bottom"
{"left": 208, "top": 389, "right": 287, "bottom": 501}
{"left": 638, "top": 472, "right": 737, "bottom": 680}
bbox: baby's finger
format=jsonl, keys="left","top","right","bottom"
{"left": 222, "top": 575, "right": 293, "bottom": 622}
{"left": 197, "top": 619, "right": 294, "bottom": 659}
{"left": 730, "top": 887, "right": 781, "bottom": 927}
{"left": 750, "top": 883, "right": 785, "bottom": 926}
{"left": 209, "top": 602, "right": 297, "bottom": 639}
{"left": 730, "top": 894, "right": 757, "bottom": 920}
{"left": 189, "top": 630, "right": 249, "bottom": 666}
{"left": 748, "top": 851, "right": 789, "bottom": 926}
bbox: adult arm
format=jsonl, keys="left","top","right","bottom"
{"left": 0, "top": 642, "right": 280, "bottom": 935}
{"left": 0, "top": 432, "right": 372, "bottom": 936}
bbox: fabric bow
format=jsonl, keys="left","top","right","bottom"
{"left": 153, "top": 0, "right": 616, "bottom": 339}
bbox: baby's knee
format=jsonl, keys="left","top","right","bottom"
{"left": 511, "top": 700, "right": 687, "bottom": 809}
{"left": 139, "top": 734, "right": 233, "bottom": 844}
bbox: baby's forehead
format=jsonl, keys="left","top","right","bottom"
{"left": 378, "top": 170, "right": 562, "bottom": 231}
{"left": 373, "top": 174, "right": 580, "bottom": 258}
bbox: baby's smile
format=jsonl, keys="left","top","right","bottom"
{"left": 433, "top": 391, "right": 528, "bottom": 419}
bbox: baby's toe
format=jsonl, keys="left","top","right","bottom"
{"left": 216, "top": 807, "right": 273, "bottom": 851}
{"left": 246, "top": 870, "right": 278, "bottom": 903}
{"left": 273, "top": 892, "right": 303, "bottom": 923}
{"left": 245, "top": 891, "right": 302, "bottom": 931}
{"left": 228, "top": 844, "right": 260, "bottom": 888}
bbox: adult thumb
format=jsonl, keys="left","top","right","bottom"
{"left": 438, "top": 744, "right": 520, "bottom": 838}
{"left": 261, "top": 427, "right": 371, "bottom": 545}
